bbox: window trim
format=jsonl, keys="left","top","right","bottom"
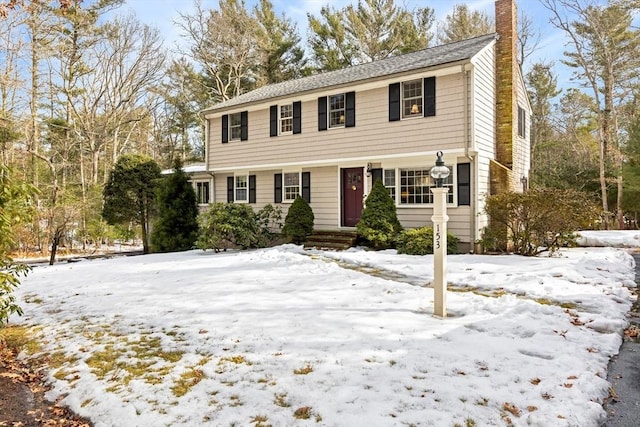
{"left": 402, "top": 79, "right": 423, "bottom": 119}
{"left": 383, "top": 168, "right": 396, "bottom": 201}
{"left": 234, "top": 174, "right": 249, "bottom": 203}
{"left": 380, "top": 165, "right": 456, "bottom": 207}
{"left": 280, "top": 103, "right": 294, "bottom": 135}
{"left": 328, "top": 93, "right": 346, "bottom": 129}
{"left": 194, "top": 180, "right": 210, "bottom": 205}
{"left": 282, "top": 171, "right": 301, "bottom": 202}
{"left": 228, "top": 112, "right": 242, "bottom": 141}
{"left": 518, "top": 106, "right": 527, "bottom": 138}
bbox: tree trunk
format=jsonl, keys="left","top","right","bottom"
{"left": 598, "top": 127, "right": 609, "bottom": 229}
{"left": 617, "top": 174, "right": 624, "bottom": 229}
{"left": 49, "top": 233, "right": 59, "bottom": 266}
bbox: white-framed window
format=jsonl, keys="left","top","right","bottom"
{"left": 235, "top": 175, "right": 248, "bottom": 202}
{"left": 383, "top": 169, "right": 396, "bottom": 200}
{"left": 195, "top": 181, "right": 210, "bottom": 205}
{"left": 280, "top": 104, "right": 293, "bottom": 134}
{"left": 329, "top": 93, "right": 345, "bottom": 128}
{"left": 402, "top": 79, "right": 422, "bottom": 118}
{"left": 399, "top": 167, "right": 453, "bottom": 205}
{"left": 283, "top": 172, "right": 300, "bottom": 201}
{"left": 230, "top": 112, "right": 242, "bottom": 141}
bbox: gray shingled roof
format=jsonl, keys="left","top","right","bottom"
{"left": 202, "top": 33, "right": 496, "bottom": 114}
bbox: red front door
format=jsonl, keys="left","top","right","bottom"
{"left": 342, "top": 167, "right": 364, "bottom": 227}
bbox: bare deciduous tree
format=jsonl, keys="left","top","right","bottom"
{"left": 541, "top": 0, "right": 640, "bottom": 228}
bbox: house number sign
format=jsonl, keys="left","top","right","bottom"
{"left": 435, "top": 224, "right": 441, "bottom": 250}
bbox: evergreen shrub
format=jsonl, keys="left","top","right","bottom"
{"left": 396, "top": 227, "right": 459, "bottom": 255}
{"left": 196, "top": 203, "right": 282, "bottom": 252}
{"left": 356, "top": 179, "right": 402, "bottom": 249}
{"left": 281, "top": 196, "right": 314, "bottom": 244}
{"left": 151, "top": 161, "right": 199, "bottom": 252}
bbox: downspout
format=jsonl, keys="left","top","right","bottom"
{"left": 462, "top": 63, "right": 477, "bottom": 252}
{"left": 204, "top": 118, "right": 213, "bottom": 202}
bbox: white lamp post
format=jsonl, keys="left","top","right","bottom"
{"left": 430, "top": 151, "right": 450, "bottom": 318}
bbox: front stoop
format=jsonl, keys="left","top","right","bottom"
{"left": 303, "top": 230, "right": 358, "bottom": 251}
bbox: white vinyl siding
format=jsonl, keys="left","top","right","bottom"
{"left": 207, "top": 73, "right": 466, "bottom": 170}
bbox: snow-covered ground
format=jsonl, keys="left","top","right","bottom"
{"left": 577, "top": 230, "right": 640, "bottom": 248}
{"left": 10, "top": 231, "right": 639, "bottom": 427}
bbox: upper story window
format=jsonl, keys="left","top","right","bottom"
{"left": 283, "top": 172, "right": 300, "bottom": 202}
{"left": 222, "top": 111, "right": 248, "bottom": 143}
{"left": 318, "top": 92, "right": 355, "bottom": 131}
{"left": 389, "top": 77, "right": 435, "bottom": 122}
{"left": 280, "top": 104, "right": 293, "bottom": 134}
{"left": 270, "top": 102, "right": 301, "bottom": 136}
{"left": 195, "top": 181, "right": 210, "bottom": 205}
{"left": 235, "top": 175, "right": 248, "bottom": 202}
{"left": 229, "top": 113, "right": 242, "bottom": 140}
{"left": 329, "top": 94, "right": 345, "bottom": 128}
{"left": 403, "top": 80, "right": 423, "bottom": 118}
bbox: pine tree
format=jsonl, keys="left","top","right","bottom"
{"left": 151, "top": 160, "right": 199, "bottom": 253}
{"left": 281, "top": 196, "right": 314, "bottom": 244}
{"left": 103, "top": 154, "right": 161, "bottom": 254}
{"left": 357, "top": 179, "right": 402, "bottom": 249}
{"left": 437, "top": 4, "right": 493, "bottom": 44}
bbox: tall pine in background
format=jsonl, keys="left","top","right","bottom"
{"left": 151, "top": 159, "right": 199, "bottom": 252}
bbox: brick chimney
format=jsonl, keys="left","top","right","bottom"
{"left": 492, "top": 0, "right": 517, "bottom": 193}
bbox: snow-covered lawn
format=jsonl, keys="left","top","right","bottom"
{"left": 11, "top": 231, "right": 638, "bottom": 427}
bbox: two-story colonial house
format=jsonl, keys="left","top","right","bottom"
{"left": 200, "top": 0, "right": 531, "bottom": 252}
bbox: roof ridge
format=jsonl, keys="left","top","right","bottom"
{"left": 202, "top": 33, "right": 497, "bottom": 114}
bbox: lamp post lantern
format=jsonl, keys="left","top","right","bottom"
{"left": 430, "top": 151, "right": 450, "bottom": 317}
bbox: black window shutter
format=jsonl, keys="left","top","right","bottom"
{"left": 240, "top": 111, "right": 248, "bottom": 140}
{"left": 302, "top": 172, "right": 311, "bottom": 203}
{"left": 345, "top": 91, "right": 356, "bottom": 127}
{"left": 293, "top": 101, "right": 302, "bottom": 134}
{"left": 371, "top": 168, "right": 383, "bottom": 184}
{"left": 457, "top": 163, "right": 470, "bottom": 206}
{"left": 270, "top": 105, "right": 278, "bottom": 137}
{"left": 274, "top": 174, "right": 282, "bottom": 203}
{"left": 222, "top": 115, "right": 229, "bottom": 143}
{"left": 424, "top": 77, "right": 436, "bottom": 117}
{"left": 317, "top": 97, "right": 327, "bottom": 131}
{"left": 249, "top": 175, "right": 256, "bottom": 203}
{"left": 389, "top": 83, "right": 400, "bottom": 122}
{"left": 227, "top": 176, "right": 234, "bottom": 202}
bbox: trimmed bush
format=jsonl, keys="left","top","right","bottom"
{"left": 396, "top": 226, "right": 459, "bottom": 255}
{"left": 357, "top": 179, "right": 402, "bottom": 249}
{"left": 282, "top": 196, "right": 314, "bottom": 244}
{"left": 482, "top": 188, "right": 600, "bottom": 256}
